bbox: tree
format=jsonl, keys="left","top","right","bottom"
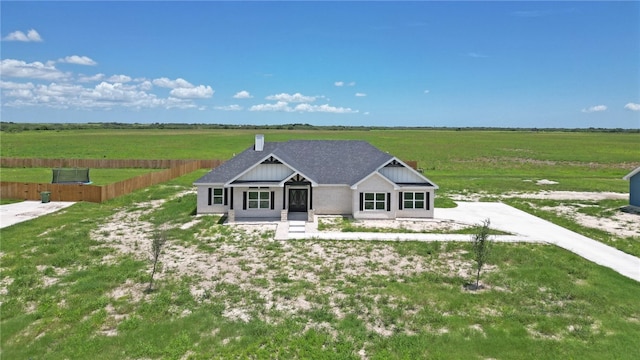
{"left": 147, "top": 230, "right": 167, "bottom": 292}
{"left": 470, "top": 218, "right": 492, "bottom": 290}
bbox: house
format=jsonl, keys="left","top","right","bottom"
{"left": 193, "top": 135, "right": 438, "bottom": 221}
{"left": 623, "top": 166, "right": 640, "bottom": 207}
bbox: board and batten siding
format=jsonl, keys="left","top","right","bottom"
{"left": 379, "top": 166, "right": 425, "bottom": 183}
{"left": 237, "top": 164, "right": 293, "bottom": 182}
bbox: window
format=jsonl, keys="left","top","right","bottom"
{"left": 208, "top": 188, "right": 224, "bottom": 205}
{"left": 364, "top": 192, "right": 386, "bottom": 210}
{"left": 248, "top": 191, "right": 270, "bottom": 209}
{"left": 403, "top": 192, "right": 425, "bottom": 209}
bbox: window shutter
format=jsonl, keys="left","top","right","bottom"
{"left": 359, "top": 193, "right": 363, "bottom": 211}
{"left": 230, "top": 189, "right": 234, "bottom": 210}
{"left": 243, "top": 191, "right": 247, "bottom": 210}
{"left": 224, "top": 188, "right": 228, "bottom": 205}
{"left": 387, "top": 193, "right": 391, "bottom": 211}
{"left": 426, "top": 192, "right": 430, "bottom": 210}
{"left": 208, "top": 188, "right": 212, "bottom": 206}
{"left": 398, "top": 192, "right": 403, "bottom": 210}
{"left": 271, "top": 191, "right": 275, "bottom": 210}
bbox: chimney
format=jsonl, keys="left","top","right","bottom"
{"left": 254, "top": 134, "right": 264, "bottom": 151}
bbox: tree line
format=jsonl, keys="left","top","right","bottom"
{"left": 1, "top": 121, "right": 638, "bottom": 133}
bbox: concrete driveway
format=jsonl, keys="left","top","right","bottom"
{"left": 287, "top": 202, "right": 640, "bottom": 282}
{"left": 0, "top": 201, "right": 76, "bottom": 229}
{"left": 438, "top": 202, "right": 640, "bottom": 282}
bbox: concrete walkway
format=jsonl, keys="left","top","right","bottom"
{"left": 281, "top": 202, "right": 640, "bottom": 283}
{"left": 0, "top": 201, "right": 76, "bottom": 229}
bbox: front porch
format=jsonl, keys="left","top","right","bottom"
{"left": 225, "top": 208, "right": 315, "bottom": 223}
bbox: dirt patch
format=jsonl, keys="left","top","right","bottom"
{"left": 540, "top": 205, "right": 640, "bottom": 238}
{"left": 319, "top": 215, "right": 470, "bottom": 233}
{"left": 504, "top": 191, "right": 628, "bottom": 201}
{"left": 0, "top": 276, "right": 14, "bottom": 296}
{"left": 90, "top": 196, "right": 490, "bottom": 336}
{"left": 535, "top": 179, "right": 558, "bottom": 185}
{"left": 451, "top": 190, "right": 628, "bottom": 202}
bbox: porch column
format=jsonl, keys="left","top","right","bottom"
{"left": 282, "top": 185, "right": 287, "bottom": 210}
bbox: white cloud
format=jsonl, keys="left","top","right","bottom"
{"left": 249, "top": 101, "right": 292, "bottom": 112}
{"left": 233, "top": 90, "right": 253, "bottom": 99}
{"left": 0, "top": 81, "right": 35, "bottom": 90}
{"left": 266, "top": 92, "right": 316, "bottom": 103}
{"left": 249, "top": 101, "right": 357, "bottom": 114}
{"left": 293, "top": 103, "right": 358, "bottom": 113}
{"left": 355, "top": 92, "right": 367, "bottom": 97}
{"left": 3, "top": 29, "right": 42, "bottom": 42}
{"left": 139, "top": 80, "right": 153, "bottom": 91}
{"left": 582, "top": 105, "right": 607, "bottom": 113}
{"left": 335, "top": 81, "right": 355, "bottom": 87}
{"left": 215, "top": 104, "right": 243, "bottom": 111}
{"left": 1, "top": 79, "right": 198, "bottom": 110}
{"left": 1, "top": 58, "right": 215, "bottom": 109}
{"left": 170, "top": 85, "right": 214, "bottom": 99}
{"left": 59, "top": 55, "right": 97, "bottom": 66}
{"left": 424, "top": 89, "right": 430, "bottom": 94}
{"left": 624, "top": 102, "right": 640, "bottom": 111}
{"left": 0, "top": 59, "right": 68, "bottom": 80}
{"left": 152, "top": 77, "right": 193, "bottom": 89}
{"left": 107, "top": 74, "right": 133, "bottom": 83}
{"left": 78, "top": 73, "right": 105, "bottom": 82}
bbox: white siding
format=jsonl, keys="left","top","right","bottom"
{"left": 196, "top": 186, "right": 227, "bottom": 214}
{"left": 238, "top": 164, "right": 294, "bottom": 182}
{"left": 231, "top": 186, "right": 283, "bottom": 218}
{"left": 379, "top": 166, "right": 425, "bottom": 183}
{"left": 313, "top": 186, "right": 352, "bottom": 215}
{"left": 396, "top": 188, "right": 435, "bottom": 218}
{"left": 352, "top": 174, "right": 396, "bottom": 219}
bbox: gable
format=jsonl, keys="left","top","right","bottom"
{"left": 354, "top": 172, "right": 397, "bottom": 191}
{"left": 379, "top": 159, "right": 427, "bottom": 183}
{"left": 237, "top": 163, "right": 294, "bottom": 182}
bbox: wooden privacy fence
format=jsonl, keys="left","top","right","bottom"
{"left": 1, "top": 158, "right": 221, "bottom": 169}
{"left": 1, "top": 159, "right": 223, "bottom": 203}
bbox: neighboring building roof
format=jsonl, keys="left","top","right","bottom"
{"left": 623, "top": 166, "right": 640, "bottom": 181}
{"left": 194, "top": 139, "right": 434, "bottom": 187}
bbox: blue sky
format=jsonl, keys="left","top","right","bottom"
{"left": 1, "top": 1, "right": 639, "bottom": 128}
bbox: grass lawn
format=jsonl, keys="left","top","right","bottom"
{"left": 0, "top": 168, "right": 162, "bottom": 186}
{"left": 1, "top": 129, "right": 638, "bottom": 193}
{"left": 1, "top": 172, "right": 639, "bottom": 359}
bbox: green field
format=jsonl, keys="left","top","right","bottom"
{"left": 1, "top": 128, "right": 639, "bottom": 358}
{"left": 2, "top": 129, "right": 638, "bottom": 193}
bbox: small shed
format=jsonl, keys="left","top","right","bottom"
{"left": 623, "top": 166, "right": 640, "bottom": 207}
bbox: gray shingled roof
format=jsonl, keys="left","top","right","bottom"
{"left": 194, "top": 140, "right": 394, "bottom": 186}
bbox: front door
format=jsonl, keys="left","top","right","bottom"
{"left": 288, "top": 189, "right": 308, "bottom": 212}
